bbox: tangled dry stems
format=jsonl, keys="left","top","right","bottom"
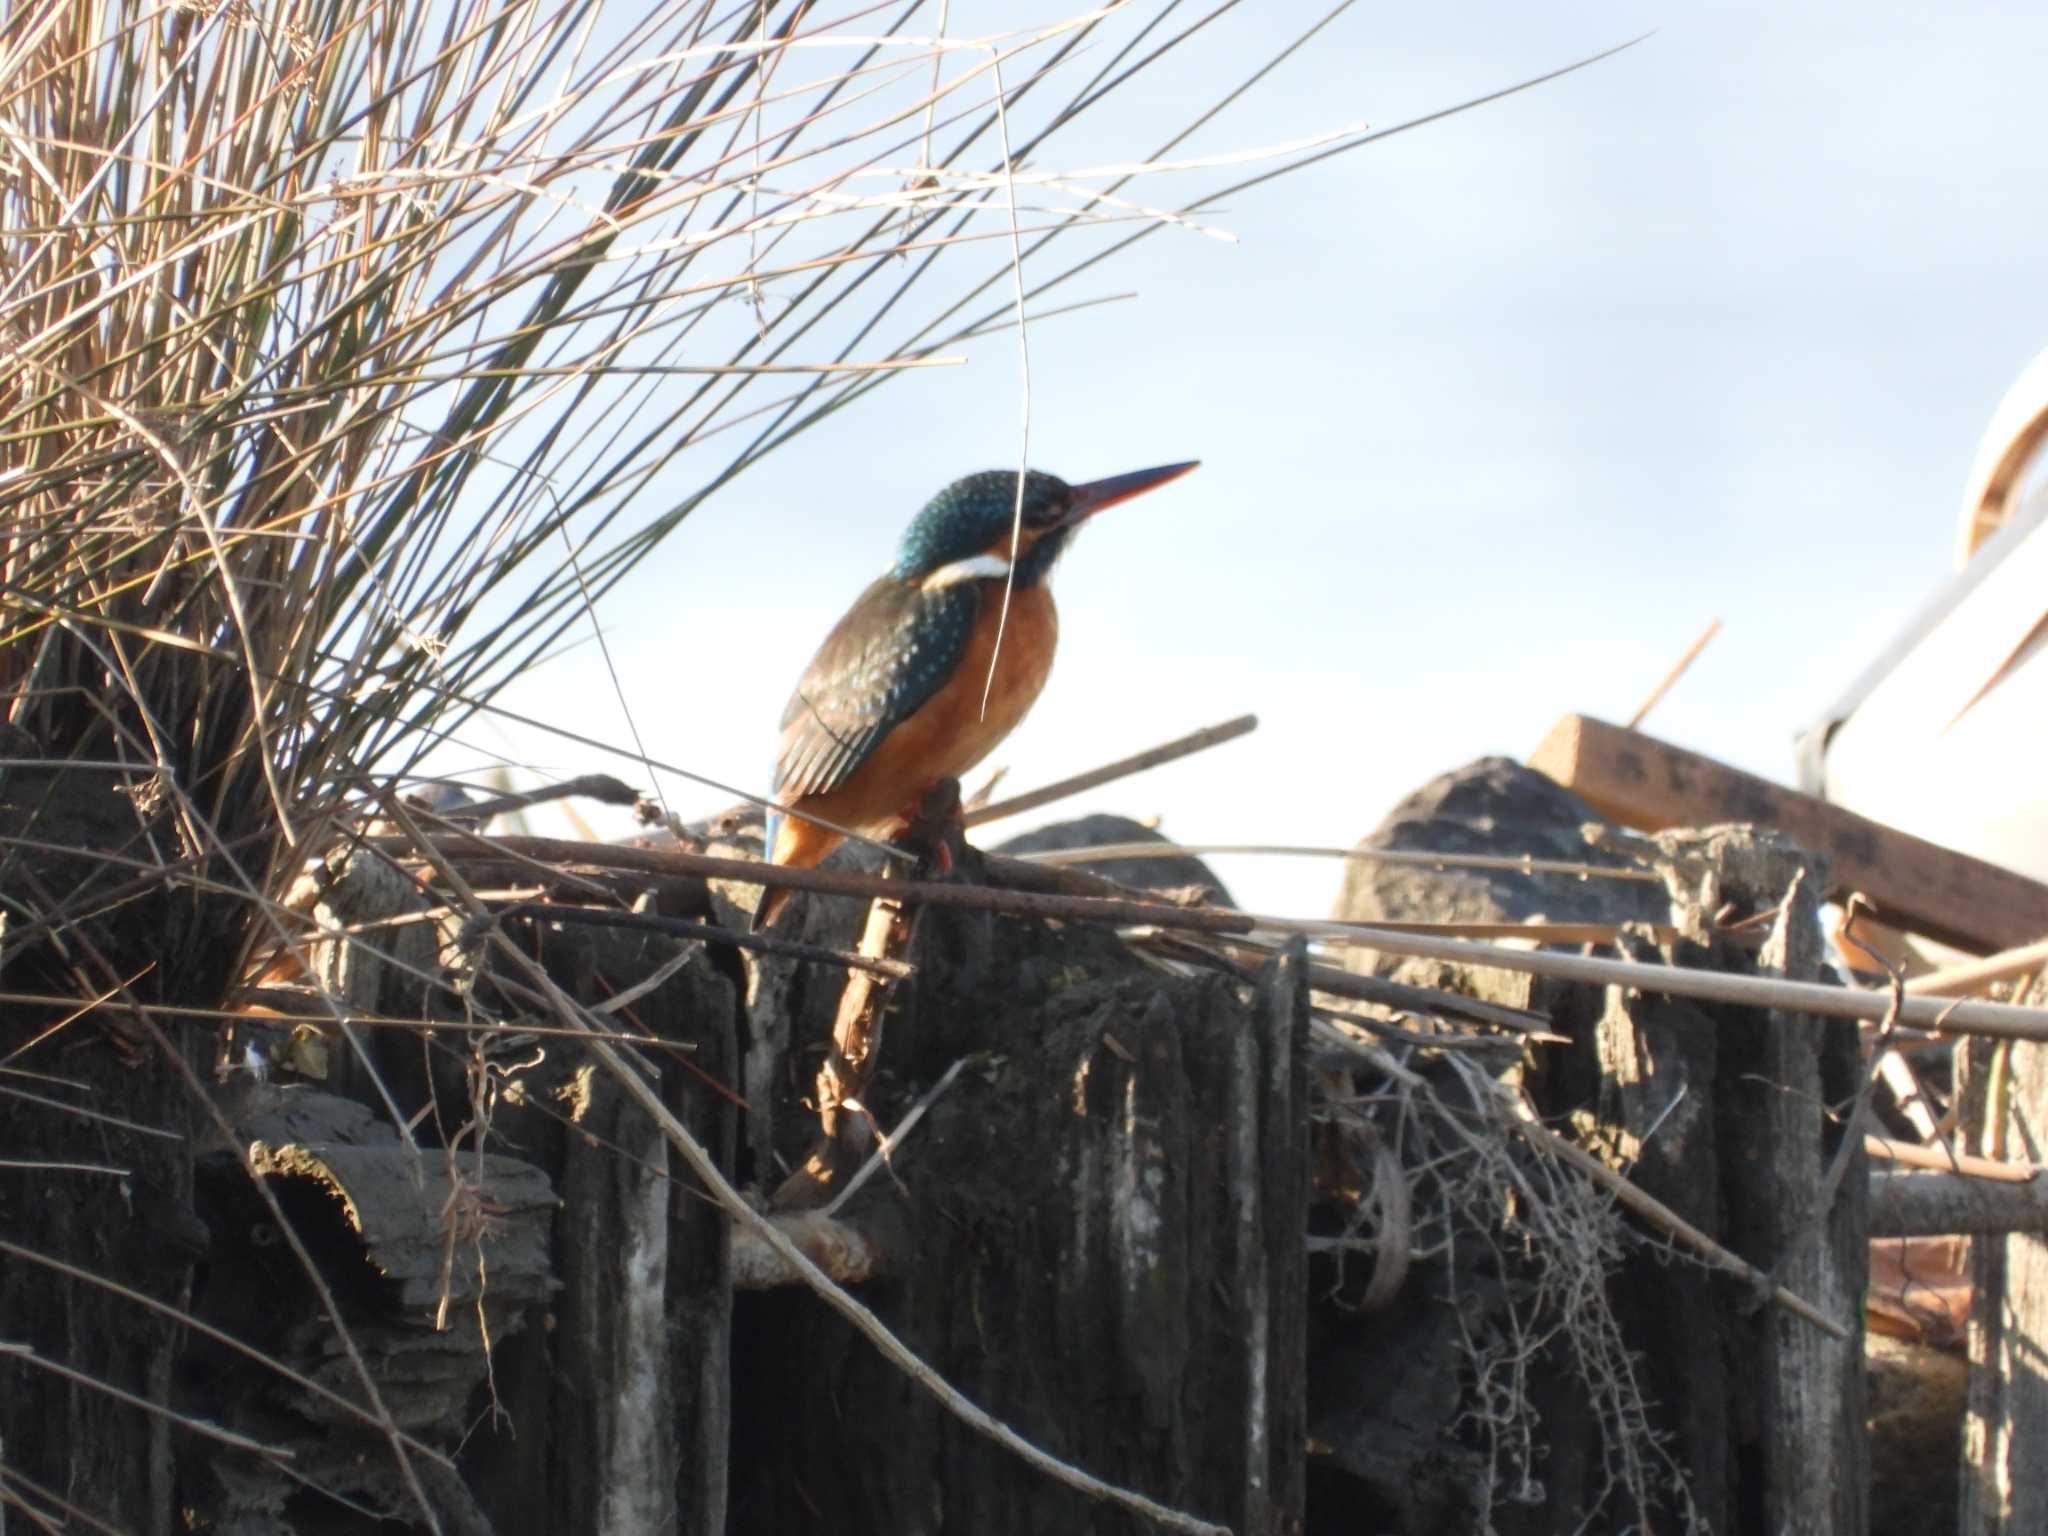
{"left": 1325, "top": 1040, "right": 1708, "bottom": 1534}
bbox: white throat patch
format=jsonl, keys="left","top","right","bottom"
{"left": 919, "top": 551, "right": 1012, "bottom": 590}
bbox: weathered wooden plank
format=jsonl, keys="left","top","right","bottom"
{"left": 1551, "top": 934, "right": 1734, "bottom": 1535}
{"left": 1737, "top": 864, "right": 1869, "bottom": 1536}
{"left": 1538, "top": 827, "right": 1869, "bottom": 1532}
{"left": 1961, "top": 1033, "right": 2048, "bottom": 1533}
{"left": 726, "top": 910, "right": 1310, "bottom": 1535}
{"left": 1252, "top": 938, "right": 1310, "bottom": 1535}
{"left": 463, "top": 919, "right": 737, "bottom": 1536}
{"left": 0, "top": 1032, "right": 201, "bottom": 1536}
{"left": 556, "top": 1054, "right": 676, "bottom": 1536}
{"left": 1527, "top": 712, "right": 2048, "bottom": 952}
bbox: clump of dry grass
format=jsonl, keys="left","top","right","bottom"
{"left": 0, "top": 0, "right": 1606, "bottom": 1006}
{"left": 0, "top": 3, "right": 1643, "bottom": 1525}
{"left": 1313, "top": 1045, "right": 1707, "bottom": 1532}
{"left": 0, "top": 0, "right": 1292, "bottom": 1003}
{"left": 0, "top": 2, "right": 1406, "bottom": 1521}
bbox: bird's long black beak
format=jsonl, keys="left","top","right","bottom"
{"left": 1063, "top": 460, "right": 1200, "bottom": 524}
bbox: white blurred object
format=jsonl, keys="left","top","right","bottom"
{"left": 1799, "top": 345, "right": 2048, "bottom": 886}
{"left": 1954, "top": 345, "right": 2048, "bottom": 570}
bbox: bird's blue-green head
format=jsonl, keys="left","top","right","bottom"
{"left": 892, "top": 462, "right": 1199, "bottom": 590}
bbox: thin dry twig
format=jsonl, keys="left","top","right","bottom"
{"left": 1864, "top": 1135, "right": 2038, "bottom": 1184}
{"left": 1145, "top": 928, "right": 1549, "bottom": 1035}
{"left": 0, "top": 988, "right": 691, "bottom": 1050}
{"left": 1904, "top": 933, "right": 2048, "bottom": 998}
{"left": 495, "top": 900, "right": 915, "bottom": 980}
{"left": 0, "top": 1236, "right": 454, "bottom": 1465}
{"left": 1017, "top": 837, "right": 1665, "bottom": 882}
{"left": 0, "top": 1082, "right": 184, "bottom": 1142}
{"left": 979, "top": 40, "right": 1037, "bottom": 725}
{"left": 1302, "top": 920, "right": 2048, "bottom": 1042}
{"left": 824, "top": 1054, "right": 975, "bottom": 1217}
{"left": 386, "top": 830, "right": 1259, "bottom": 932}
{"left": 387, "top": 833, "right": 2048, "bottom": 1041}
{"left": 964, "top": 713, "right": 1257, "bottom": 826}
{"left": 431, "top": 773, "right": 645, "bottom": 825}
{"left": 1627, "top": 618, "right": 1722, "bottom": 729}
{"left": 0, "top": 1340, "right": 293, "bottom": 1460}
{"left": 0, "top": 1159, "right": 130, "bottom": 1176}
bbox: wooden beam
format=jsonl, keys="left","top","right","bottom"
{"left": 1870, "top": 1170, "right": 2048, "bottom": 1238}
{"left": 1905, "top": 933, "right": 2048, "bottom": 997}
{"left": 1527, "top": 713, "right": 2048, "bottom": 954}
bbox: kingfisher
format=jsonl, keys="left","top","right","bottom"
{"left": 755, "top": 460, "right": 1200, "bottom": 928}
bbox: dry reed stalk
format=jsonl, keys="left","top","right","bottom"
{"left": 381, "top": 830, "right": 2048, "bottom": 1041}
{"left": 1018, "top": 836, "right": 1667, "bottom": 882}
{"left": 1904, "top": 934, "right": 2048, "bottom": 997}
{"left": 1864, "top": 1134, "right": 2037, "bottom": 1184}
{"left": 962, "top": 712, "right": 1258, "bottom": 826}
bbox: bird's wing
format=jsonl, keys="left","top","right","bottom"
{"left": 774, "top": 576, "right": 979, "bottom": 802}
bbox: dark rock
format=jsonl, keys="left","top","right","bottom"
{"left": 1334, "top": 756, "right": 1668, "bottom": 928}
{"left": 996, "top": 812, "right": 1235, "bottom": 907}
{"left": 1332, "top": 756, "right": 1671, "bottom": 1007}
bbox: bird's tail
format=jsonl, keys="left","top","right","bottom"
{"left": 751, "top": 883, "right": 790, "bottom": 933}
{"left": 753, "top": 799, "right": 784, "bottom": 933}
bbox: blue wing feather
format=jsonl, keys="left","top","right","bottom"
{"left": 774, "top": 577, "right": 979, "bottom": 803}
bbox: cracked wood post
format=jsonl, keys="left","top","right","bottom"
{"left": 468, "top": 913, "right": 737, "bottom": 1536}
{"left": 1961, "top": 1019, "right": 2048, "bottom": 1533}
{"left": 729, "top": 895, "right": 1310, "bottom": 1532}
{"left": 1244, "top": 936, "right": 1311, "bottom": 1534}
{"left": 774, "top": 779, "right": 960, "bottom": 1211}
{"left": 1544, "top": 827, "right": 1867, "bottom": 1533}
{"left": 1731, "top": 865, "right": 1869, "bottom": 1535}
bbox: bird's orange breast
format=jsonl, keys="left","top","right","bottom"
{"left": 771, "top": 582, "right": 1057, "bottom": 866}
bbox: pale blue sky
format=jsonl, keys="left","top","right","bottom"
{"left": 478, "top": 3, "right": 2048, "bottom": 917}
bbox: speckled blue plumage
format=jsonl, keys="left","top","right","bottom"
{"left": 773, "top": 577, "right": 980, "bottom": 802}
{"left": 892, "top": 468, "right": 1072, "bottom": 581}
